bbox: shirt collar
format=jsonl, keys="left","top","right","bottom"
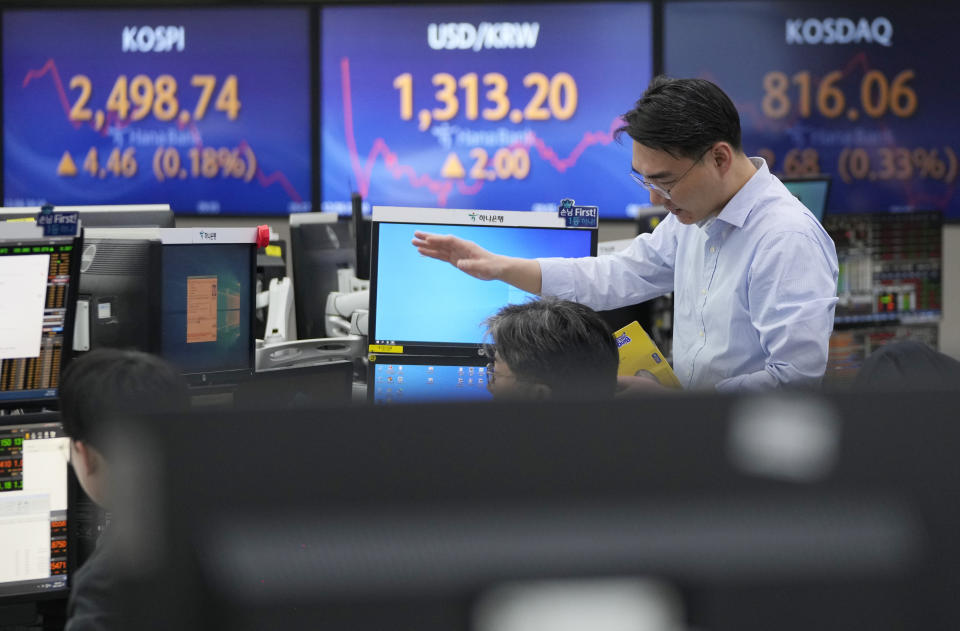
{"left": 713, "top": 157, "right": 768, "bottom": 229}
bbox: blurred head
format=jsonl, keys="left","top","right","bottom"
{"left": 60, "top": 349, "right": 188, "bottom": 506}
{"left": 484, "top": 298, "right": 619, "bottom": 400}
{"left": 617, "top": 76, "right": 747, "bottom": 225}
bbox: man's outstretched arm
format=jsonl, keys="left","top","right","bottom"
{"left": 412, "top": 231, "right": 543, "bottom": 294}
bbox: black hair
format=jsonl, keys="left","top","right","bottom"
{"left": 615, "top": 75, "right": 743, "bottom": 159}
{"left": 59, "top": 349, "right": 188, "bottom": 453}
{"left": 485, "top": 297, "right": 619, "bottom": 400}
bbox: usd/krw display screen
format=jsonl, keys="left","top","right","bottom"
{"left": 3, "top": 8, "right": 311, "bottom": 215}
{"left": 322, "top": 3, "right": 653, "bottom": 220}
{"left": 373, "top": 222, "right": 593, "bottom": 345}
{"left": 665, "top": 2, "right": 959, "bottom": 219}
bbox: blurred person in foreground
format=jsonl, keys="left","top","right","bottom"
{"left": 60, "top": 349, "right": 188, "bottom": 631}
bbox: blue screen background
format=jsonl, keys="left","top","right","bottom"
{"left": 373, "top": 362, "right": 492, "bottom": 404}
{"left": 3, "top": 8, "right": 311, "bottom": 215}
{"left": 374, "top": 222, "right": 593, "bottom": 344}
{"left": 321, "top": 3, "right": 653, "bottom": 219}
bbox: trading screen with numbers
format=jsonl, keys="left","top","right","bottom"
{"left": 320, "top": 3, "right": 654, "bottom": 220}
{"left": 665, "top": 2, "right": 959, "bottom": 219}
{"left": 2, "top": 8, "right": 312, "bottom": 216}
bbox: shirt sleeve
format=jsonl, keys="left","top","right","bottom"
{"left": 715, "top": 230, "right": 838, "bottom": 392}
{"left": 538, "top": 214, "right": 679, "bottom": 311}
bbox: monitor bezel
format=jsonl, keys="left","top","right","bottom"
{"left": 368, "top": 207, "right": 598, "bottom": 358}
{"left": 0, "top": 413, "right": 76, "bottom": 606}
{"left": 159, "top": 240, "right": 257, "bottom": 388}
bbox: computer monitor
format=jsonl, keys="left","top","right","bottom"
{"left": 189, "top": 361, "right": 355, "bottom": 410}
{"left": 109, "top": 389, "right": 960, "bottom": 630}
{"left": 0, "top": 415, "right": 71, "bottom": 602}
{"left": 370, "top": 355, "right": 491, "bottom": 405}
{"left": 0, "top": 226, "right": 81, "bottom": 408}
{"left": 158, "top": 228, "right": 257, "bottom": 385}
{"left": 76, "top": 231, "right": 162, "bottom": 354}
{"left": 370, "top": 206, "right": 597, "bottom": 356}
{"left": 289, "top": 213, "right": 356, "bottom": 340}
{"left": 780, "top": 177, "right": 831, "bottom": 222}
{"left": 0, "top": 205, "right": 174, "bottom": 228}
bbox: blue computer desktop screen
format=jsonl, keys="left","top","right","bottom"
{"left": 372, "top": 362, "right": 492, "bottom": 404}
{"left": 160, "top": 244, "right": 252, "bottom": 374}
{"left": 373, "top": 222, "right": 593, "bottom": 345}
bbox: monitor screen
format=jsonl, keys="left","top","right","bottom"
{"left": 160, "top": 241, "right": 254, "bottom": 381}
{"left": 664, "top": 1, "right": 959, "bottom": 220}
{"left": 321, "top": 3, "right": 654, "bottom": 220}
{"left": 781, "top": 177, "right": 830, "bottom": 222}
{"left": 371, "top": 356, "right": 492, "bottom": 405}
{"left": 3, "top": 8, "right": 311, "bottom": 216}
{"left": 370, "top": 207, "right": 595, "bottom": 353}
{"left": 0, "top": 235, "right": 79, "bottom": 406}
{"left": 0, "top": 417, "right": 70, "bottom": 599}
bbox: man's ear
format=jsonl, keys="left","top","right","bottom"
{"left": 712, "top": 142, "right": 735, "bottom": 175}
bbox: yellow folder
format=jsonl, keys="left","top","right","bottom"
{"left": 613, "top": 321, "right": 682, "bottom": 389}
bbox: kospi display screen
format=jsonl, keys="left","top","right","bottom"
{"left": 665, "top": 2, "right": 959, "bottom": 219}
{"left": 321, "top": 3, "right": 654, "bottom": 219}
{"left": 3, "top": 8, "right": 311, "bottom": 216}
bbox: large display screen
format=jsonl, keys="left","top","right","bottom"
{"left": 665, "top": 2, "right": 959, "bottom": 219}
{"left": 3, "top": 8, "right": 311, "bottom": 216}
{"left": 321, "top": 3, "right": 654, "bottom": 219}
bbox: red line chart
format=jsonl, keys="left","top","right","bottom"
{"left": 22, "top": 58, "right": 303, "bottom": 202}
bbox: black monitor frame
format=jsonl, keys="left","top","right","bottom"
{"left": 0, "top": 413, "right": 77, "bottom": 611}
{"left": 158, "top": 234, "right": 258, "bottom": 388}
{"left": 76, "top": 235, "right": 162, "bottom": 355}
{"left": 289, "top": 213, "right": 356, "bottom": 340}
{"left": 0, "top": 231, "right": 82, "bottom": 410}
{"left": 188, "top": 360, "right": 355, "bottom": 410}
{"left": 368, "top": 207, "right": 598, "bottom": 358}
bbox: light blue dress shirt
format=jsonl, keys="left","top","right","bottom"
{"left": 539, "top": 158, "right": 839, "bottom": 391}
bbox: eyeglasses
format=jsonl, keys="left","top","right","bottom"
{"left": 630, "top": 146, "right": 711, "bottom": 200}
{"left": 485, "top": 362, "right": 521, "bottom": 387}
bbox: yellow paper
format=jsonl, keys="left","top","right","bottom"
{"left": 613, "top": 321, "right": 682, "bottom": 389}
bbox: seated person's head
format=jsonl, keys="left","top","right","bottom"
{"left": 484, "top": 298, "right": 619, "bottom": 400}
{"left": 59, "top": 349, "right": 188, "bottom": 507}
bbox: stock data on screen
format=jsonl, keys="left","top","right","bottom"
{"left": 3, "top": 8, "right": 311, "bottom": 215}
{"left": 665, "top": 2, "right": 959, "bottom": 218}
{"left": 321, "top": 3, "right": 654, "bottom": 219}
